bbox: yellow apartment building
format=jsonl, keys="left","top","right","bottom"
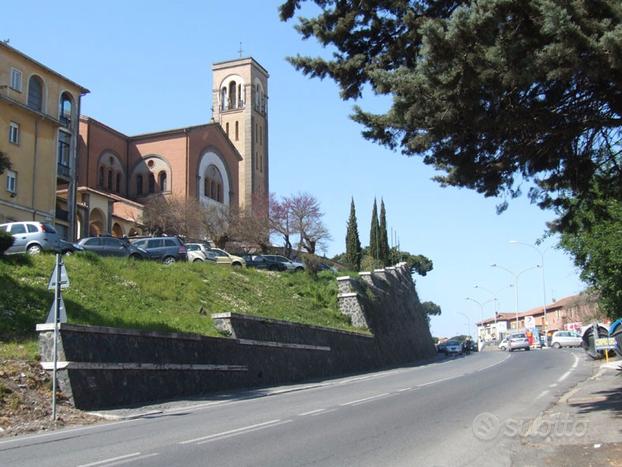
{"left": 0, "top": 41, "right": 88, "bottom": 239}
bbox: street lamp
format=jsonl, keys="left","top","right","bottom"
{"left": 474, "top": 284, "right": 514, "bottom": 337}
{"left": 465, "top": 297, "right": 484, "bottom": 340}
{"left": 490, "top": 263, "right": 540, "bottom": 330}
{"left": 456, "top": 311, "right": 471, "bottom": 338}
{"left": 510, "top": 240, "right": 549, "bottom": 344}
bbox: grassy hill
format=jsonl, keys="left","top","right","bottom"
{"left": 0, "top": 253, "right": 357, "bottom": 359}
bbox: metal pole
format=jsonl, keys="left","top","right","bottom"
{"left": 52, "top": 253, "right": 60, "bottom": 421}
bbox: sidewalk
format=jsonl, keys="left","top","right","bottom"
{"left": 515, "top": 358, "right": 622, "bottom": 466}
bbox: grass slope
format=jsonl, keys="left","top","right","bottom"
{"left": 0, "top": 253, "right": 357, "bottom": 357}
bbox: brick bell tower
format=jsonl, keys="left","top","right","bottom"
{"left": 212, "top": 57, "right": 269, "bottom": 216}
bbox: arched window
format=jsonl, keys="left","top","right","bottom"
{"left": 107, "top": 169, "right": 113, "bottom": 191}
{"left": 225, "top": 122, "right": 229, "bottom": 136}
{"left": 204, "top": 165, "right": 224, "bottom": 203}
{"left": 27, "top": 76, "right": 44, "bottom": 111}
{"left": 235, "top": 121, "right": 239, "bottom": 141}
{"left": 98, "top": 167, "right": 104, "bottom": 187}
{"left": 228, "top": 81, "right": 237, "bottom": 110}
{"left": 221, "top": 87, "right": 227, "bottom": 111}
{"left": 59, "top": 92, "right": 73, "bottom": 127}
{"left": 158, "top": 171, "right": 167, "bottom": 192}
{"left": 136, "top": 175, "right": 143, "bottom": 195}
{"left": 148, "top": 173, "right": 155, "bottom": 193}
{"left": 116, "top": 172, "right": 121, "bottom": 193}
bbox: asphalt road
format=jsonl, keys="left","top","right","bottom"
{"left": 0, "top": 348, "right": 594, "bottom": 467}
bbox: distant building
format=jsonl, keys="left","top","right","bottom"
{"left": 476, "top": 293, "right": 603, "bottom": 340}
{"left": 0, "top": 41, "right": 89, "bottom": 239}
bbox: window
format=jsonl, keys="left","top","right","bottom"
{"left": 136, "top": 175, "right": 143, "bottom": 195}
{"left": 6, "top": 170, "right": 17, "bottom": 193}
{"left": 221, "top": 87, "right": 227, "bottom": 111}
{"left": 204, "top": 165, "right": 223, "bottom": 202}
{"left": 107, "top": 170, "right": 113, "bottom": 191}
{"left": 11, "top": 223, "right": 26, "bottom": 234}
{"left": 10, "top": 68, "right": 22, "bottom": 92}
{"left": 9, "top": 122, "right": 19, "bottom": 145}
{"left": 260, "top": 125, "right": 263, "bottom": 145}
{"left": 148, "top": 173, "right": 155, "bottom": 193}
{"left": 225, "top": 122, "right": 229, "bottom": 136}
{"left": 228, "top": 81, "right": 237, "bottom": 109}
{"left": 57, "top": 130, "right": 71, "bottom": 167}
{"left": 158, "top": 171, "right": 167, "bottom": 192}
{"left": 116, "top": 173, "right": 121, "bottom": 193}
{"left": 255, "top": 122, "right": 258, "bottom": 142}
{"left": 27, "top": 76, "right": 44, "bottom": 111}
{"left": 235, "top": 121, "right": 239, "bottom": 141}
{"left": 59, "top": 92, "right": 73, "bottom": 127}
{"left": 27, "top": 224, "right": 38, "bottom": 233}
{"left": 99, "top": 167, "right": 104, "bottom": 187}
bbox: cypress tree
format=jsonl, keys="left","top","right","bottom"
{"left": 369, "top": 198, "right": 379, "bottom": 260}
{"left": 345, "top": 198, "right": 362, "bottom": 270}
{"left": 379, "top": 199, "right": 390, "bottom": 265}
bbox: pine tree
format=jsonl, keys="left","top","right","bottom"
{"left": 379, "top": 199, "right": 390, "bottom": 266}
{"left": 345, "top": 198, "right": 362, "bottom": 270}
{"left": 369, "top": 199, "right": 379, "bottom": 260}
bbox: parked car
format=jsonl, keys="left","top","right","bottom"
{"left": 0, "top": 221, "right": 61, "bottom": 255}
{"left": 444, "top": 340, "right": 463, "bottom": 355}
{"left": 507, "top": 333, "right": 531, "bottom": 352}
{"left": 129, "top": 236, "right": 187, "bottom": 264}
{"left": 186, "top": 245, "right": 207, "bottom": 263}
{"left": 201, "top": 247, "right": 246, "bottom": 268}
{"left": 243, "top": 254, "right": 288, "bottom": 271}
{"left": 261, "top": 254, "right": 305, "bottom": 271}
{"left": 550, "top": 330, "right": 583, "bottom": 349}
{"left": 498, "top": 338, "right": 509, "bottom": 351}
{"left": 78, "top": 236, "right": 149, "bottom": 259}
{"left": 59, "top": 239, "right": 84, "bottom": 255}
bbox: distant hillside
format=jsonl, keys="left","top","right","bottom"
{"left": 0, "top": 253, "right": 355, "bottom": 350}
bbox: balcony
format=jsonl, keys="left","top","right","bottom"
{"left": 57, "top": 163, "right": 71, "bottom": 180}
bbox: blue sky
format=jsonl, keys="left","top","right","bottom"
{"left": 6, "top": 1, "right": 586, "bottom": 337}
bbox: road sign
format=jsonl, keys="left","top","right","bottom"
{"left": 595, "top": 337, "right": 616, "bottom": 350}
{"left": 525, "top": 316, "right": 536, "bottom": 329}
{"left": 47, "top": 262, "right": 69, "bottom": 289}
{"left": 46, "top": 296, "right": 67, "bottom": 324}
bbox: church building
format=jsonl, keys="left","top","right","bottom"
{"left": 69, "top": 57, "right": 270, "bottom": 239}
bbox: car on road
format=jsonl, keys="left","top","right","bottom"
{"left": 261, "top": 254, "right": 305, "bottom": 271}
{"left": 129, "top": 236, "right": 187, "bottom": 264}
{"left": 507, "top": 333, "right": 530, "bottom": 352}
{"left": 444, "top": 340, "right": 463, "bottom": 355}
{"left": 550, "top": 330, "right": 583, "bottom": 349}
{"left": 498, "top": 338, "right": 508, "bottom": 351}
{"left": 0, "top": 221, "right": 61, "bottom": 255}
{"left": 78, "top": 236, "right": 149, "bottom": 259}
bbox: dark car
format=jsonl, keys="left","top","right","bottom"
{"left": 59, "top": 239, "right": 84, "bottom": 254}
{"left": 78, "top": 236, "right": 148, "bottom": 259}
{"left": 129, "top": 236, "right": 187, "bottom": 264}
{"left": 260, "top": 254, "right": 305, "bottom": 271}
{"left": 243, "top": 255, "right": 287, "bottom": 271}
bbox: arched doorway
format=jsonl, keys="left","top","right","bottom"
{"left": 88, "top": 208, "right": 106, "bottom": 236}
{"left": 112, "top": 223, "right": 124, "bottom": 237}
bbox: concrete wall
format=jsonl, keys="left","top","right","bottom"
{"left": 37, "top": 263, "right": 435, "bottom": 409}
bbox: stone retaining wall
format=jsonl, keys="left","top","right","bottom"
{"left": 37, "top": 263, "right": 435, "bottom": 409}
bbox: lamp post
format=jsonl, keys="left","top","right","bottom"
{"left": 465, "top": 297, "right": 484, "bottom": 340}
{"left": 456, "top": 311, "right": 471, "bottom": 338}
{"left": 490, "top": 264, "right": 540, "bottom": 331}
{"left": 510, "top": 241, "right": 549, "bottom": 345}
{"left": 474, "top": 284, "right": 513, "bottom": 339}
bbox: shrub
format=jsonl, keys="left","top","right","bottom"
{"left": 0, "top": 230, "right": 14, "bottom": 255}
{"left": 303, "top": 255, "right": 322, "bottom": 278}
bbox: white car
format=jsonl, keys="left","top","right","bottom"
{"left": 551, "top": 330, "right": 582, "bottom": 348}
{"left": 507, "top": 333, "right": 530, "bottom": 352}
{"left": 498, "top": 338, "right": 508, "bottom": 351}
{"left": 187, "top": 244, "right": 246, "bottom": 268}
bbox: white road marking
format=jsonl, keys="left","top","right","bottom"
{"left": 179, "top": 419, "right": 283, "bottom": 445}
{"left": 397, "top": 387, "right": 412, "bottom": 392}
{"left": 298, "top": 409, "right": 325, "bottom": 416}
{"left": 549, "top": 383, "right": 558, "bottom": 388}
{"left": 311, "top": 408, "right": 337, "bottom": 416}
{"left": 102, "top": 453, "right": 160, "bottom": 467}
{"left": 196, "top": 420, "right": 293, "bottom": 445}
{"left": 340, "top": 393, "right": 391, "bottom": 406}
{"left": 535, "top": 390, "right": 550, "bottom": 400}
{"left": 558, "top": 354, "right": 580, "bottom": 382}
{"left": 417, "top": 377, "right": 453, "bottom": 387}
{"left": 78, "top": 452, "right": 142, "bottom": 467}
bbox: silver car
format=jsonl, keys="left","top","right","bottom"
{"left": 551, "top": 331, "right": 582, "bottom": 349}
{"left": 508, "top": 333, "right": 531, "bottom": 352}
{"left": 0, "top": 221, "right": 60, "bottom": 254}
